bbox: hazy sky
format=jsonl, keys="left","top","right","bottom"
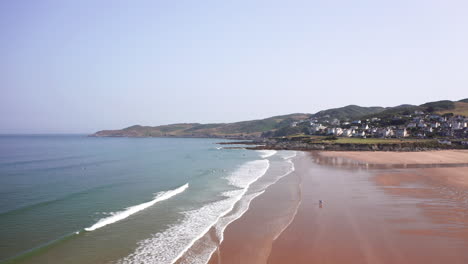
{"left": 1, "top": 0, "right": 467, "bottom": 133}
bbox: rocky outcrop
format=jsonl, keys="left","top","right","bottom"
{"left": 243, "top": 139, "right": 467, "bottom": 152}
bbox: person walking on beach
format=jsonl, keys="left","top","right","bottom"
{"left": 319, "top": 200, "right": 323, "bottom": 208}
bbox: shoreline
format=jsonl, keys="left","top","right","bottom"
{"left": 208, "top": 150, "right": 468, "bottom": 264}
{"left": 206, "top": 154, "right": 302, "bottom": 264}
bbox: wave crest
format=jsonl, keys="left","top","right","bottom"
{"left": 85, "top": 183, "right": 189, "bottom": 231}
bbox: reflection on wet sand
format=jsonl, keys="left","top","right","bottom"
{"left": 311, "top": 151, "right": 468, "bottom": 170}
{"left": 267, "top": 151, "right": 468, "bottom": 264}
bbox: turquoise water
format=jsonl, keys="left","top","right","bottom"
{"left": 0, "top": 135, "right": 294, "bottom": 263}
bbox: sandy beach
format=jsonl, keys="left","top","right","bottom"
{"left": 320, "top": 150, "right": 468, "bottom": 165}
{"left": 208, "top": 150, "right": 468, "bottom": 264}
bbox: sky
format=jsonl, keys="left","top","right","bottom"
{"left": 1, "top": 0, "right": 467, "bottom": 133}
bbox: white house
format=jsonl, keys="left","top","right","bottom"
{"left": 452, "top": 121, "right": 465, "bottom": 130}
{"left": 342, "top": 129, "right": 354, "bottom": 137}
{"left": 331, "top": 119, "right": 340, "bottom": 126}
{"left": 334, "top": 128, "right": 343, "bottom": 136}
{"left": 382, "top": 128, "right": 394, "bottom": 138}
{"left": 395, "top": 128, "right": 408, "bottom": 138}
{"left": 311, "top": 123, "right": 327, "bottom": 133}
{"left": 353, "top": 130, "right": 366, "bottom": 138}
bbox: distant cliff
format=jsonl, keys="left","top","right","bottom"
{"left": 91, "top": 114, "right": 311, "bottom": 139}
{"left": 91, "top": 98, "right": 468, "bottom": 138}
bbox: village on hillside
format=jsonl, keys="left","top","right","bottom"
{"left": 290, "top": 110, "right": 468, "bottom": 144}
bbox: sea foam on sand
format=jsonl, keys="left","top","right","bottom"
{"left": 118, "top": 160, "right": 270, "bottom": 264}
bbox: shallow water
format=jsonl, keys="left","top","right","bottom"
{"left": 0, "top": 135, "right": 295, "bottom": 264}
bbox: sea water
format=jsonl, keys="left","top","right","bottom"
{"left": 0, "top": 135, "right": 295, "bottom": 264}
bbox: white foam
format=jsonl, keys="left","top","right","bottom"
{"left": 280, "top": 151, "right": 297, "bottom": 160}
{"left": 85, "top": 183, "right": 189, "bottom": 232}
{"left": 178, "top": 190, "right": 265, "bottom": 264}
{"left": 257, "top": 150, "right": 277, "bottom": 159}
{"left": 226, "top": 160, "right": 270, "bottom": 188}
{"left": 118, "top": 160, "right": 270, "bottom": 264}
{"left": 191, "top": 154, "right": 296, "bottom": 263}
{"left": 181, "top": 156, "right": 297, "bottom": 264}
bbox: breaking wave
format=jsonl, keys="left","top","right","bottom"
{"left": 118, "top": 160, "right": 270, "bottom": 264}
{"left": 85, "top": 183, "right": 189, "bottom": 231}
{"left": 257, "top": 150, "right": 277, "bottom": 159}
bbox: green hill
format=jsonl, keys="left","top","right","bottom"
{"left": 92, "top": 98, "right": 467, "bottom": 139}
{"left": 312, "top": 105, "right": 385, "bottom": 120}
{"left": 436, "top": 101, "right": 468, "bottom": 116}
{"left": 92, "top": 113, "right": 311, "bottom": 139}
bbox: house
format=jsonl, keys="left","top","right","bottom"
{"left": 352, "top": 120, "right": 362, "bottom": 124}
{"left": 311, "top": 123, "right": 327, "bottom": 133}
{"left": 395, "top": 128, "right": 408, "bottom": 138}
{"left": 342, "top": 129, "right": 354, "bottom": 137}
{"left": 362, "top": 124, "right": 369, "bottom": 130}
{"left": 452, "top": 122, "right": 464, "bottom": 130}
{"left": 414, "top": 110, "right": 424, "bottom": 115}
{"left": 330, "top": 119, "right": 340, "bottom": 126}
{"left": 334, "top": 128, "right": 343, "bottom": 136}
{"left": 310, "top": 118, "right": 318, "bottom": 125}
{"left": 353, "top": 130, "right": 366, "bottom": 138}
{"left": 407, "top": 123, "right": 417, "bottom": 128}
{"left": 424, "top": 127, "right": 433, "bottom": 133}
{"left": 431, "top": 122, "right": 440, "bottom": 128}
{"left": 382, "top": 128, "right": 394, "bottom": 138}
{"left": 327, "top": 127, "right": 343, "bottom": 136}
{"left": 371, "top": 117, "right": 381, "bottom": 122}
{"left": 291, "top": 122, "right": 298, "bottom": 127}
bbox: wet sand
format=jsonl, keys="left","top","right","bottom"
{"left": 320, "top": 150, "right": 468, "bottom": 164}
{"left": 210, "top": 151, "right": 468, "bottom": 264}
{"left": 206, "top": 163, "right": 302, "bottom": 264}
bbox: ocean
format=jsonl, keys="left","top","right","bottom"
{"left": 0, "top": 135, "right": 295, "bottom": 264}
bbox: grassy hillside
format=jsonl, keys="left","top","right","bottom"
{"left": 364, "top": 99, "right": 467, "bottom": 119}
{"left": 92, "top": 98, "right": 467, "bottom": 139}
{"left": 436, "top": 101, "right": 468, "bottom": 116}
{"left": 312, "top": 105, "right": 385, "bottom": 120}
{"left": 92, "top": 113, "right": 311, "bottom": 138}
